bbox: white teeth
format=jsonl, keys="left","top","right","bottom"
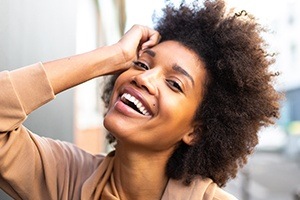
{"left": 121, "top": 93, "right": 151, "bottom": 116}
{"left": 137, "top": 102, "right": 142, "bottom": 108}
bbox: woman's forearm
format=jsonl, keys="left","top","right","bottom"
{"left": 44, "top": 25, "right": 160, "bottom": 95}
{"left": 43, "top": 44, "right": 125, "bottom": 95}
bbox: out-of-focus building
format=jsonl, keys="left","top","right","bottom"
{"left": 273, "top": 0, "right": 300, "bottom": 160}
{"left": 262, "top": 0, "right": 300, "bottom": 157}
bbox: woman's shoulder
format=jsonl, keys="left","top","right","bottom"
{"left": 162, "top": 176, "right": 238, "bottom": 200}
{"left": 193, "top": 177, "right": 238, "bottom": 200}
{"left": 212, "top": 186, "right": 238, "bottom": 200}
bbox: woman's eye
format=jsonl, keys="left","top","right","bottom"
{"left": 167, "top": 80, "right": 183, "bottom": 92}
{"left": 133, "top": 61, "right": 149, "bottom": 70}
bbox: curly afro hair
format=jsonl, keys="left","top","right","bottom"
{"left": 101, "top": 0, "right": 283, "bottom": 187}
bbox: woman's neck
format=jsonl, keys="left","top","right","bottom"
{"left": 113, "top": 145, "right": 173, "bottom": 200}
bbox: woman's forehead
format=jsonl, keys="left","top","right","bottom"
{"left": 145, "top": 41, "right": 205, "bottom": 75}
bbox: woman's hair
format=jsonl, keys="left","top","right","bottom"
{"left": 102, "top": 0, "right": 283, "bottom": 187}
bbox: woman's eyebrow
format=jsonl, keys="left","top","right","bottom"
{"left": 143, "top": 49, "right": 156, "bottom": 57}
{"left": 173, "top": 65, "right": 195, "bottom": 86}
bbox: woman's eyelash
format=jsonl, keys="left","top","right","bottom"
{"left": 167, "top": 80, "right": 183, "bottom": 92}
{"left": 133, "top": 61, "right": 149, "bottom": 70}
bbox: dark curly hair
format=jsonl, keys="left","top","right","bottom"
{"left": 101, "top": 0, "right": 283, "bottom": 187}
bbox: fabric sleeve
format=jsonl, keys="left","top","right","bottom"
{"left": 0, "top": 63, "right": 103, "bottom": 199}
{"left": 0, "top": 127, "right": 104, "bottom": 200}
{"left": 0, "top": 62, "right": 55, "bottom": 133}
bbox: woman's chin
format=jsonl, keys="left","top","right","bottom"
{"left": 103, "top": 115, "right": 115, "bottom": 133}
{"left": 103, "top": 114, "right": 126, "bottom": 138}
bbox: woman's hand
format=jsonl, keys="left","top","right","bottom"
{"left": 116, "top": 25, "right": 161, "bottom": 64}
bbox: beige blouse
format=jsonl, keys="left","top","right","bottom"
{"left": 0, "top": 63, "right": 237, "bottom": 200}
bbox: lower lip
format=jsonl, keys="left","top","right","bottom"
{"left": 114, "top": 99, "right": 149, "bottom": 118}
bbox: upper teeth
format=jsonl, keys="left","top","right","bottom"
{"left": 121, "top": 93, "right": 150, "bottom": 116}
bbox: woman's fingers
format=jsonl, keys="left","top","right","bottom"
{"left": 117, "top": 25, "right": 161, "bottom": 62}
{"left": 139, "top": 26, "right": 161, "bottom": 50}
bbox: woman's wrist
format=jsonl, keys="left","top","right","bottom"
{"left": 91, "top": 44, "right": 130, "bottom": 78}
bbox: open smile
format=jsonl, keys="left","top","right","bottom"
{"left": 120, "top": 93, "right": 151, "bottom": 116}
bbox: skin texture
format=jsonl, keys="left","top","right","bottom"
{"left": 102, "top": 0, "right": 283, "bottom": 188}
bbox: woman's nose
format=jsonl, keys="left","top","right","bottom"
{"left": 132, "top": 69, "right": 160, "bottom": 95}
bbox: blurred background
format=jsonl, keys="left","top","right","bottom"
{"left": 0, "top": 0, "right": 299, "bottom": 199}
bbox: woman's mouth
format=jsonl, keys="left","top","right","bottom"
{"left": 120, "top": 93, "right": 151, "bottom": 116}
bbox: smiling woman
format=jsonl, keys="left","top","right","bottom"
{"left": 104, "top": 41, "right": 205, "bottom": 153}
{"left": 0, "top": 0, "right": 281, "bottom": 200}
{"left": 103, "top": 0, "right": 283, "bottom": 195}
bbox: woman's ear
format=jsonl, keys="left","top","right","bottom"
{"left": 182, "top": 129, "right": 196, "bottom": 146}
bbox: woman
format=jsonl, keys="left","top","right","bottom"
{"left": 0, "top": 0, "right": 281, "bottom": 199}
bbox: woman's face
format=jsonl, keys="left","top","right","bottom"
{"left": 104, "top": 41, "right": 207, "bottom": 152}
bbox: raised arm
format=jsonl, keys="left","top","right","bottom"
{"left": 0, "top": 25, "right": 160, "bottom": 132}
{"left": 44, "top": 25, "right": 161, "bottom": 94}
